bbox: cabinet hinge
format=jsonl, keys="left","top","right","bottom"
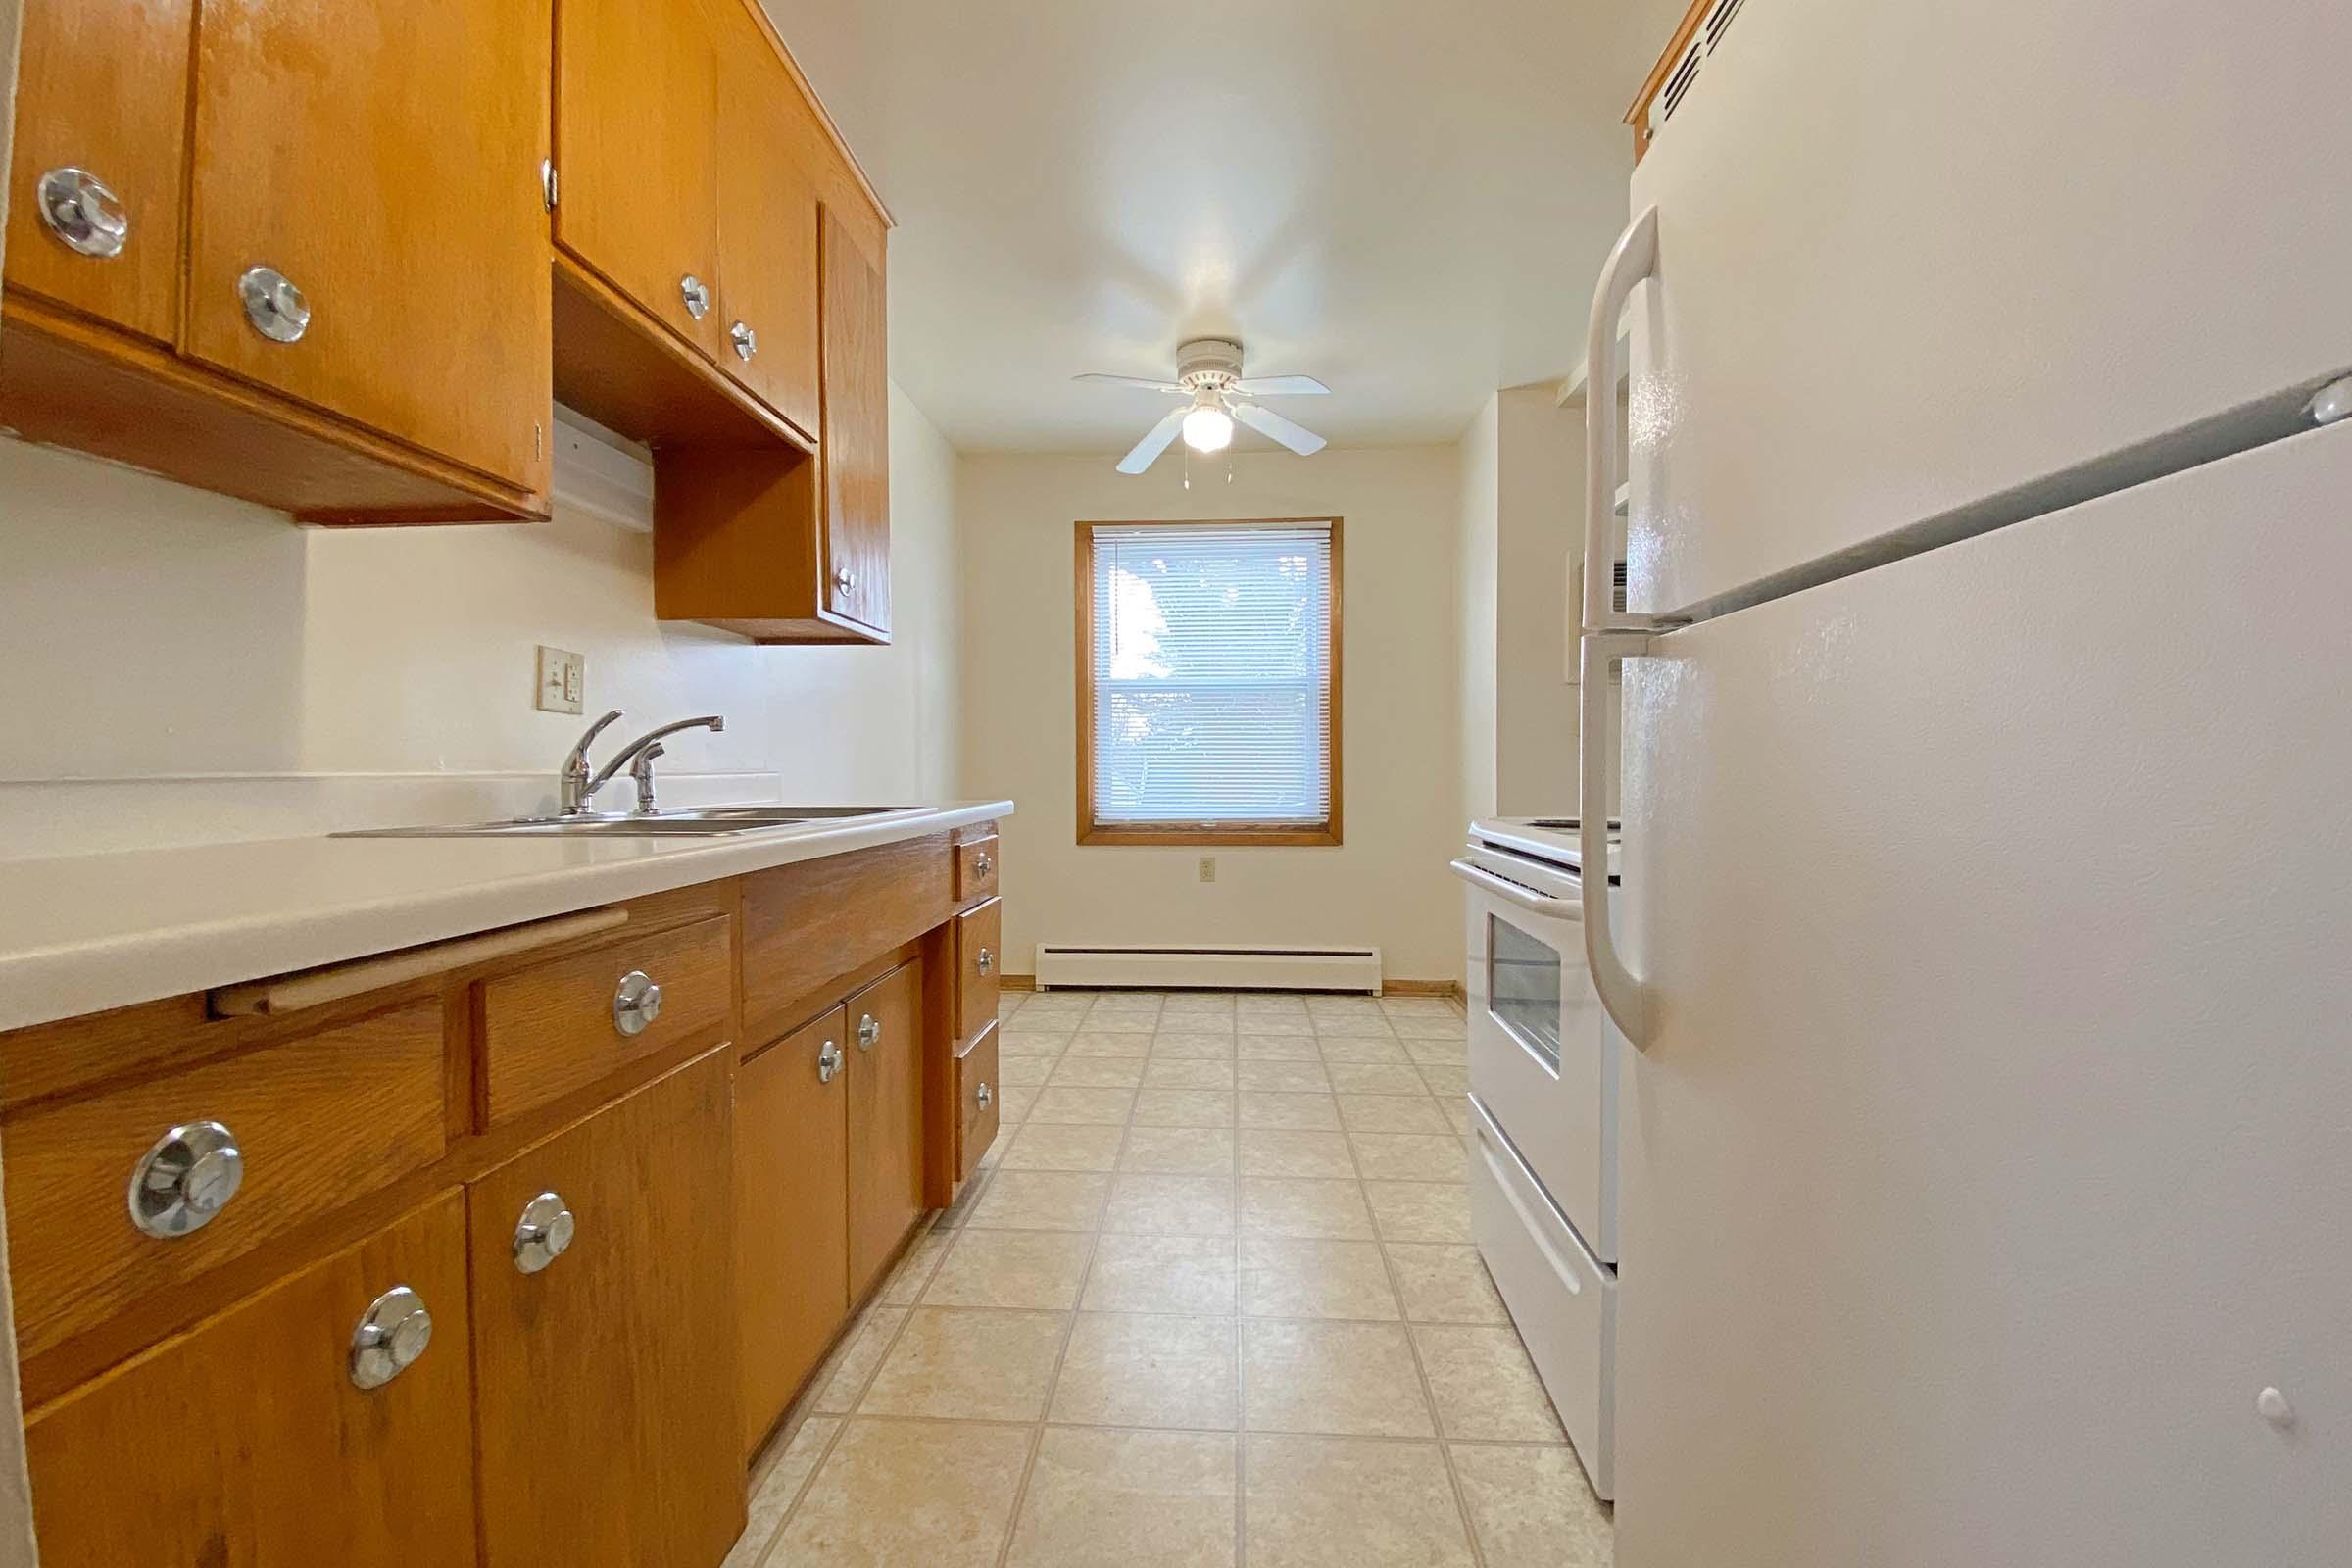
{"left": 541, "top": 159, "right": 559, "bottom": 212}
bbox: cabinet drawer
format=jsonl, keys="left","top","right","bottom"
{"left": 3, "top": 998, "right": 447, "bottom": 1361}
{"left": 954, "top": 898, "right": 1002, "bottom": 1046}
{"left": 956, "top": 1021, "right": 1000, "bottom": 1186}
{"left": 955, "top": 835, "right": 1001, "bottom": 903}
{"left": 25, "top": 1188, "right": 476, "bottom": 1568}
{"left": 481, "top": 913, "right": 732, "bottom": 1124}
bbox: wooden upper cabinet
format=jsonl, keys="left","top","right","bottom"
{"left": 4, "top": 0, "right": 192, "bottom": 344}
{"left": 714, "top": 9, "right": 823, "bottom": 440}
{"left": 469, "top": 1048, "right": 743, "bottom": 1568}
{"left": 820, "top": 207, "right": 891, "bottom": 637}
{"left": 737, "top": 1005, "right": 850, "bottom": 1458}
{"left": 555, "top": 0, "right": 729, "bottom": 363}
{"left": 845, "top": 959, "right": 923, "bottom": 1299}
{"left": 180, "top": 0, "right": 552, "bottom": 495}
{"left": 25, "top": 1190, "right": 477, "bottom": 1568}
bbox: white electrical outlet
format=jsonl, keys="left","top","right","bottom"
{"left": 1198, "top": 857, "right": 1216, "bottom": 884}
{"left": 535, "top": 646, "right": 585, "bottom": 715}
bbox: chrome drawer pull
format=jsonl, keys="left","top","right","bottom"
{"left": 350, "top": 1285, "right": 433, "bottom": 1390}
{"left": 128, "top": 1120, "right": 243, "bottom": 1239}
{"left": 613, "top": 969, "right": 663, "bottom": 1037}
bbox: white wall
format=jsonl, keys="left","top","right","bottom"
{"left": 0, "top": 384, "right": 961, "bottom": 852}
{"left": 957, "top": 445, "right": 1465, "bottom": 983}
{"left": 1455, "top": 394, "right": 1501, "bottom": 822}
{"left": 1494, "top": 384, "right": 1585, "bottom": 814}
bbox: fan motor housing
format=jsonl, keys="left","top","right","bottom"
{"left": 1174, "top": 337, "right": 1245, "bottom": 391}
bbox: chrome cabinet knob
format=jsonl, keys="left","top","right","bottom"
{"left": 238, "top": 266, "right": 311, "bottom": 343}
{"left": 612, "top": 969, "right": 662, "bottom": 1037}
{"left": 729, "top": 319, "right": 758, "bottom": 360}
{"left": 127, "top": 1120, "right": 244, "bottom": 1239}
{"left": 36, "top": 168, "right": 129, "bottom": 258}
{"left": 679, "top": 274, "right": 711, "bottom": 319}
{"left": 976, "top": 947, "right": 996, "bottom": 976}
{"left": 834, "top": 566, "right": 856, "bottom": 593}
{"left": 816, "top": 1037, "right": 845, "bottom": 1083}
{"left": 975, "top": 1081, "right": 993, "bottom": 1109}
{"left": 512, "top": 1191, "right": 575, "bottom": 1275}
{"left": 856, "top": 1012, "right": 881, "bottom": 1052}
{"left": 974, "top": 853, "right": 993, "bottom": 878}
{"left": 350, "top": 1285, "right": 433, "bottom": 1391}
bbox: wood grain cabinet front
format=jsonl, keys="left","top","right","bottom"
{"left": 736, "top": 1004, "right": 850, "bottom": 1458}
{"left": 713, "top": 0, "right": 822, "bottom": 439}
{"left": 469, "top": 1047, "right": 743, "bottom": 1568}
{"left": 3, "top": 0, "right": 192, "bottom": 344}
{"left": 955, "top": 834, "right": 1002, "bottom": 904}
{"left": 818, "top": 205, "right": 891, "bottom": 637}
{"left": 954, "top": 897, "right": 1004, "bottom": 1048}
{"left": 24, "top": 1188, "right": 477, "bottom": 1568}
{"left": 956, "top": 1021, "right": 1001, "bottom": 1186}
{"left": 844, "top": 959, "right": 925, "bottom": 1300}
{"left": 1, "top": 997, "right": 448, "bottom": 1363}
{"left": 478, "top": 912, "right": 733, "bottom": 1124}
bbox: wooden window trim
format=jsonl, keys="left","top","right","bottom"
{"left": 1074, "top": 517, "right": 1344, "bottom": 849}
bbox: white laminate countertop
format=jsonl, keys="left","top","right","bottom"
{"left": 0, "top": 801, "right": 1014, "bottom": 1033}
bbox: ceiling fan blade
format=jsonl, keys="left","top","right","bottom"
{"left": 1075, "top": 372, "right": 1187, "bottom": 393}
{"left": 1115, "top": 407, "right": 1191, "bottom": 473}
{"left": 1230, "top": 375, "right": 1330, "bottom": 396}
{"left": 1232, "top": 400, "right": 1327, "bottom": 457}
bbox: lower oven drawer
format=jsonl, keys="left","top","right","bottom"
{"left": 1468, "top": 1091, "right": 1615, "bottom": 1501}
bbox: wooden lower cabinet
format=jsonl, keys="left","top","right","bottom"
{"left": 845, "top": 959, "right": 925, "bottom": 1299}
{"left": 469, "top": 1047, "right": 743, "bottom": 1568}
{"left": 24, "top": 1188, "right": 476, "bottom": 1568}
{"left": 737, "top": 1004, "right": 850, "bottom": 1457}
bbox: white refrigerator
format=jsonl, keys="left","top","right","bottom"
{"left": 1580, "top": 2, "right": 2352, "bottom": 1563}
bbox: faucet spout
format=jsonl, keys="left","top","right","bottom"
{"left": 587, "top": 714, "right": 726, "bottom": 806}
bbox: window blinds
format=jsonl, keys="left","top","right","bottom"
{"left": 1087, "top": 521, "right": 1336, "bottom": 827}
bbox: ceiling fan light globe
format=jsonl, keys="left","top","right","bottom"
{"left": 1181, "top": 405, "right": 1235, "bottom": 454}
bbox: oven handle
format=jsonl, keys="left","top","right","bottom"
{"left": 1449, "top": 858, "right": 1583, "bottom": 921}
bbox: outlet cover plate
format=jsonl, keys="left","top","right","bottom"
{"left": 535, "top": 646, "right": 584, "bottom": 715}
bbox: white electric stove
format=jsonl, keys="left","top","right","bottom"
{"left": 1451, "top": 815, "right": 1625, "bottom": 1499}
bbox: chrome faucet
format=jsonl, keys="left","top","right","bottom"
{"left": 558, "top": 711, "right": 725, "bottom": 815}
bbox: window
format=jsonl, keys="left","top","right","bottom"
{"left": 1076, "top": 518, "right": 1342, "bottom": 846}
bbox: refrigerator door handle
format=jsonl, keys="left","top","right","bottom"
{"left": 1580, "top": 206, "right": 1662, "bottom": 1048}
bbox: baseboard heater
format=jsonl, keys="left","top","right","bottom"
{"left": 1033, "top": 944, "right": 1383, "bottom": 994}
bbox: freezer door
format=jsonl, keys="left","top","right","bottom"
{"left": 1612, "top": 423, "right": 2352, "bottom": 1567}
{"left": 1624, "top": 0, "right": 2352, "bottom": 614}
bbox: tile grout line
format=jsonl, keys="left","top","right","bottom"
{"left": 986, "top": 1001, "right": 1148, "bottom": 1568}
{"left": 1374, "top": 1200, "right": 1494, "bottom": 1568}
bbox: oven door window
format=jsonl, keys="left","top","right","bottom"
{"left": 1487, "top": 915, "right": 1562, "bottom": 1073}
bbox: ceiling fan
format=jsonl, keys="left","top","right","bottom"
{"left": 1077, "top": 337, "right": 1330, "bottom": 474}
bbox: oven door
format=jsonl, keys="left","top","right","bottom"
{"left": 1453, "top": 847, "right": 1617, "bottom": 1264}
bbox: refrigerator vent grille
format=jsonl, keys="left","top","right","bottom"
{"left": 1651, "top": 0, "right": 1749, "bottom": 134}
{"left": 1612, "top": 560, "right": 1630, "bottom": 613}
{"left": 1704, "top": 0, "right": 1747, "bottom": 54}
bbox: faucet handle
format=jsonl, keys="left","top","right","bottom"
{"left": 630, "top": 743, "right": 667, "bottom": 814}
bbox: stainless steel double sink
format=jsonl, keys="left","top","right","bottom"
{"left": 336, "top": 805, "right": 917, "bottom": 839}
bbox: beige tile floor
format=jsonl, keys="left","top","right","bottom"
{"left": 728, "top": 988, "right": 1612, "bottom": 1568}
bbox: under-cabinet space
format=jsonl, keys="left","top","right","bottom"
{"left": 469, "top": 1046, "right": 742, "bottom": 1568}
{"left": 736, "top": 1005, "right": 851, "bottom": 1457}
{"left": 24, "top": 1189, "right": 476, "bottom": 1568}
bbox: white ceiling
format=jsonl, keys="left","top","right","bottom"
{"left": 761, "top": 0, "right": 1684, "bottom": 454}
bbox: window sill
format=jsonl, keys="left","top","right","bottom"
{"left": 1079, "top": 824, "right": 1343, "bottom": 848}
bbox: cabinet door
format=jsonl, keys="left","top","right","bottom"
{"left": 555, "top": 0, "right": 728, "bottom": 361}
{"left": 819, "top": 206, "right": 891, "bottom": 636}
{"left": 470, "top": 1048, "right": 742, "bottom": 1568}
{"left": 3, "top": 0, "right": 192, "bottom": 344}
{"left": 845, "top": 959, "right": 924, "bottom": 1298}
{"left": 737, "top": 1005, "right": 849, "bottom": 1457}
{"left": 182, "top": 0, "right": 552, "bottom": 494}
{"left": 714, "top": 5, "right": 822, "bottom": 438}
{"left": 25, "top": 1190, "right": 475, "bottom": 1568}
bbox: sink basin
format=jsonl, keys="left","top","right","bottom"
{"left": 334, "top": 805, "right": 918, "bottom": 840}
